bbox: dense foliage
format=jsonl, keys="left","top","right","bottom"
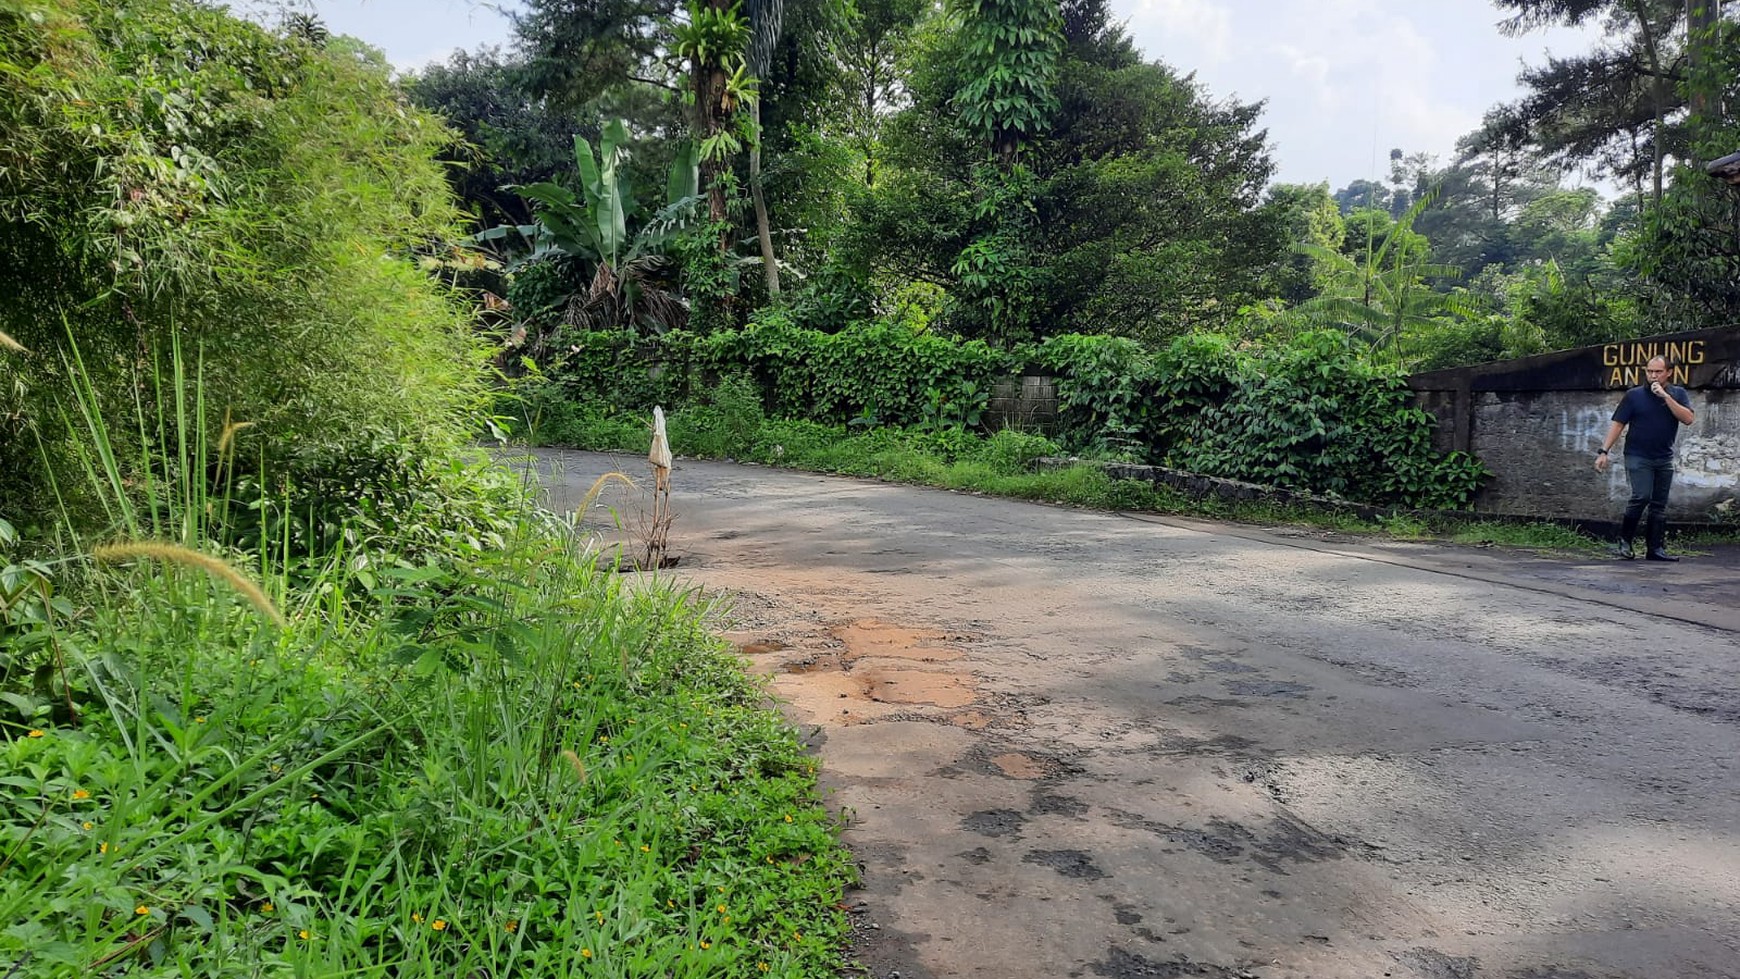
{"left": 526, "top": 323, "right": 1488, "bottom": 509}
{"left": 453, "top": 0, "right": 1740, "bottom": 413}
{"left": 2, "top": 3, "right": 857, "bottom": 975}
{"left": 0, "top": 0, "right": 482, "bottom": 524}
{"left": 0, "top": 391, "right": 855, "bottom": 977}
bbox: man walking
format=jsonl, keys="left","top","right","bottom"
{"left": 1594, "top": 355, "right": 1695, "bottom": 561}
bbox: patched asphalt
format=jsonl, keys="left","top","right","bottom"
{"left": 525, "top": 450, "right": 1740, "bottom": 979}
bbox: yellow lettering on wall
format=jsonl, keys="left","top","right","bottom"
{"left": 1597, "top": 339, "right": 1706, "bottom": 388}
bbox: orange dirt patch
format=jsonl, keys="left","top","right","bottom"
{"left": 767, "top": 673, "right": 901, "bottom": 726}
{"left": 989, "top": 752, "right": 1049, "bottom": 780}
{"left": 858, "top": 667, "right": 978, "bottom": 708}
{"left": 947, "top": 710, "right": 995, "bottom": 730}
{"left": 834, "top": 619, "right": 964, "bottom": 664}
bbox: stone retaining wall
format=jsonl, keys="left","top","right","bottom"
{"left": 1409, "top": 327, "right": 1740, "bottom": 521}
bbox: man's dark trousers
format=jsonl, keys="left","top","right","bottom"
{"left": 1621, "top": 454, "right": 1674, "bottom": 555}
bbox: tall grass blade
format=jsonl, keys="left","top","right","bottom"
{"left": 91, "top": 541, "right": 289, "bottom": 629}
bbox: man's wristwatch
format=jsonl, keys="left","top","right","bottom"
{"left": 1596, "top": 449, "right": 1608, "bottom": 456}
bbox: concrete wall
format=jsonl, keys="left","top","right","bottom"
{"left": 1467, "top": 389, "right": 1738, "bottom": 518}
{"left": 1410, "top": 327, "right": 1740, "bottom": 522}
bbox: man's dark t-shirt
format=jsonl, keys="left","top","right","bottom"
{"left": 1613, "top": 384, "right": 1691, "bottom": 460}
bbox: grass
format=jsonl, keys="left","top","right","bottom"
{"left": 0, "top": 353, "right": 858, "bottom": 977}
{"left": 519, "top": 396, "right": 1740, "bottom": 557}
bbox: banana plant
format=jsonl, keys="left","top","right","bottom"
{"left": 474, "top": 121, "right": 701, "bottom": 334}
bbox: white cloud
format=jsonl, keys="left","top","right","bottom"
{"left": 1268, "top": 42, "right": 1332, "bottom": 103}
{"left": 1133, "top": 0, "right": 1234, "bottom": 66}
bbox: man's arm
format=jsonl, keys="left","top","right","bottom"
{"left": 1594, "top": 419, "right": 1624, "bottom": 472}
{"left": 1664, "top": 388, "right": 1694, "bottom": 425}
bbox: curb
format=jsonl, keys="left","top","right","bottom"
{"left": 1036, "top": 457, "right": 1737, "bottom": 536}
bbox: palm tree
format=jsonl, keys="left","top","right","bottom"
{"left": 1285, "top": 193, "right": 1471, "bottom": 364}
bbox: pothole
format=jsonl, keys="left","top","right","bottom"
{"left": 990, "top": 752, "right": 1049, "bottom": 779}
{"left": 1022, "top": 848, "right": 1108, "bottom": 879}
{"left": 834, "top": 619, "right": 967, "bottom": 665}
{"left": 858, "top": 668, "right": 977, "bottom": 708}
{"left": 961, "top": 809, "right": 1026, "bottom": 838}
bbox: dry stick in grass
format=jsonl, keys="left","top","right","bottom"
{"left": 91, "top": 541, "right": 289, "bottom": 629}
{"left": 646, "top": 407, "right": 674, "bottom": 569}
{"left": 0, "top": 329, "right": 25, "bottom": 354}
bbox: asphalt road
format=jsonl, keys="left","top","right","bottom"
{"left": 522, "top": 450, "right": 1740, "bottom": 979}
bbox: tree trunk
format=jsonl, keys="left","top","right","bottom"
{"left": 1686, "top": 0, "right": 1720, "bottom": 132}
{"left": 694, "top": 0, "right": 732, "bottom": 247}
{"left": 749, "top": 99, "right": 781, "bottom": 295}
{"left": 1630, "top": 0, "right": 1668, "bottom": 208}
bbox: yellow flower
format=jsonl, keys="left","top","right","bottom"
{"left": 431, "top": 919, "right": 447, "bottom": 931}
{"left": 135, "top": 906, "right": 149, "bottom": 916}
{"left": 639, "top": 844, "right": 650, "bottom": 853}
{"left": 716, "top": 905, "right": 727, "bottom": 914}
{"left": 505, "top": 920, "right": 518, "bottom": 933}
{"left": 411, "top": 913, "right": 423, "bottom": 924}
{"left": 594, "top": 910, "right": 604, "bottom": 925}
{"left": 82, "top": 822, "right": 93, "bottom": 831}
{"left": 71, "top": 789, "right": 90, "bottom": 800}
{"left": 783, "top": 814, "right": 793, "bottom": 823}
{"left": 667, "top": 900, "right": 675, "bottom": 908}
{"left": 581, "top": 948, "right": 593, "bottom": 959}
{"left": 700, "top": 941, "right": 711, "bottom": 950}
{"left": 793, "top": 932, "right": 801, "bottom": 941}
{"left": 299, "top": 930, "right": 310, "bottom": 940}
{"left": 26, "top": 730, "right": 43, "bottom": 738}
{"left": 195, "top": 717, "right": 206, "bottom": 724}
{"left": 758, "top": 963, "right": 770, "bottom": 972}
{"left": 99, "top": 842, "right": 109, "bottom": 854}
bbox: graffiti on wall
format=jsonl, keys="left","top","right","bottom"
{"left": 1601, "top": 339, "right": 1705, "bottom": 388}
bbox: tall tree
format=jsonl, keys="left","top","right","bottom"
{"left": 514, "top": 0, "right": 683, "bottom": 112}
{"left": 948, "top": 0, "right": 1063, "bottom": 166}
{"left": 1496, "top": 0, "right": 1692, "bottom": 207}
{"left": 745, "top": 0, "right": 784, "bottom": 294}
{"left": 403, "top": 48, "right": 584, "bottom": 228}
{"left": 832, "top": 0, "right": 928, "bottom": 186}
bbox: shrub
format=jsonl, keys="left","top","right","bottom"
{"left": 1170, "top": 331, "right": 1487, "bottom": 509}
{"left": 0, "top": 0, "right": 482, "bottom": 525}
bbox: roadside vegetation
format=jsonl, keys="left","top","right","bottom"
{"left": 1, "top": 3, "right": 853, "bottom": 976}
{"left": 2, "top": 0, "right": 1732, "bottom": 969}
{"left": 518, "top": 377, "right": 1677, "bottom": 556}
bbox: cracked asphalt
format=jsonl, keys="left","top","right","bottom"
{"left": 523, "top": 450, "right": 1740, "bottom": 979}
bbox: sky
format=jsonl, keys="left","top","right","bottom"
{"left": 272, "top": 0, "right": 1609, "bottom": 192}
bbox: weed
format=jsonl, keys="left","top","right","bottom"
{"left": 1446, "top": 520, "right": 1602, "bottom": 553}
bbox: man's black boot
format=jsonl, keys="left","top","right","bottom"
{"left": 1645, "top": 516, "right": 1679, "bottom": 562}
{"left": 1615, "top": 512, "right": 1640, "bottom": 559}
